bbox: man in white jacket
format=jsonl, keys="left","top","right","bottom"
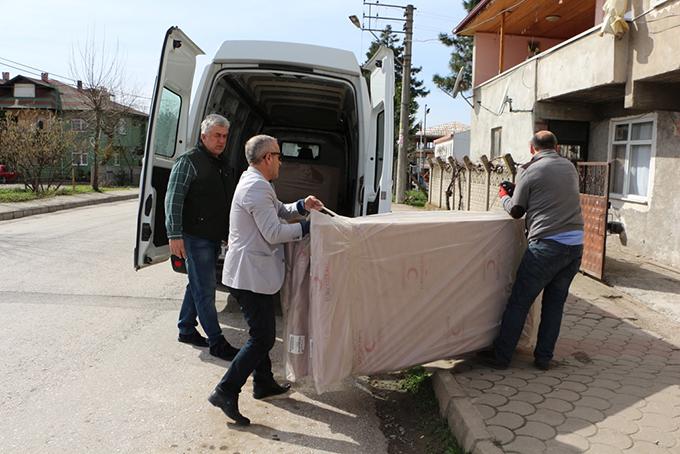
{"left": 209, "top": 134, "right": 323, "bottom": 425}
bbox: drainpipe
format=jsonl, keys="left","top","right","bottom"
{"left": 498, "top": 12, "right": 506, "bottom": 74}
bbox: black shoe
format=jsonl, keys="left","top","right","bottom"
{"left": 533, "top": 359, "right": 551, "bottom": 371}
{"left": 210, "top": 337, "right": 240, "bottom": 361}
{"left": 253, "top": 381, "right": 291, "bottom": 400}
{"left": 476, "top": 349, "right": 509, "bottom": 370}
{"left": 178, "top": 331, "right": 208, "bottom": 347}
{"left": 208, "top": 389, "right": 250, "bottom": 426}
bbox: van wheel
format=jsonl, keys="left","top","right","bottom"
{"left": 0, "top": 177, "right": 6, "bottom": 184}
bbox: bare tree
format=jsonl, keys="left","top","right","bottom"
{"left": 70, "top": 31, "right": 140, "bottom": 191}
{"left": 0, "top": 110, "right": 79, "bottom": 193}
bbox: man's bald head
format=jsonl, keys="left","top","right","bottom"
{"left": 531, "top": 130, "right": 558, "bottom": 151}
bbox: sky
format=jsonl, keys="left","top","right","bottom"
{"left": 1, "top": 0, "right": 471, "bottom": 129}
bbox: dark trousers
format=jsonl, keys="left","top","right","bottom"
{"left": 217, "top": 287, "right": 276, "bottom": 395}
{"left": 494, "top": 239, "right": 583, "bottom": 365}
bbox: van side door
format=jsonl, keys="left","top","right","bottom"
{"left": 363, "top": 46, "right": 395, "bottom": 214}
{"left": 134, "top": 27, "right": 203, "bottom": 270}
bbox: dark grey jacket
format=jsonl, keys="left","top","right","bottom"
{"left": 502, "top": 149, "right": 583, "bottom": 241}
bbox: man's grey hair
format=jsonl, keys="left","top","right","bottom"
{"left": 200, "top": 114, "right": 230, "bottom": 135}
{"left": 245, "top": 135, "right": 278, "bottom": 164}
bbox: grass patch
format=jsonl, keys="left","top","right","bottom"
{"left": 0, "top": 185, "right": 133, "bottom": 203}
{"left": 404, "top": 189, "right": 428, "bottom": 207}
{"left": 401, "top": 367, "right": 465, "bottom": 454}
{"left": 369, "top": 367, "right": 466, "bottom": 454}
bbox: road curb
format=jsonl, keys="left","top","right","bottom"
{"left": 0, "top": 192, "right": 138, "bottom": 221}
{"left": 432, "top": 370, "right": 503, "bottom": 454}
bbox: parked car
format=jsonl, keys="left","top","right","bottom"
{"left": 134, "top": 26, "right": 395, "bottom": 272}
{"left": 0, "top": 164, "right": 19, "bottom": 183}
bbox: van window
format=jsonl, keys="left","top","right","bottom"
{"left": 374, "top": 111, "right": 385, "bottom": 191}
{"left": 281, "top": 142, "right": 320, "bottom": 160}
{"left": 153, "top": 87, "right": 182, "bottom": 157}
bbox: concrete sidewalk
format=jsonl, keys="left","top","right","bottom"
{"left": 433, "top": 256, "right": 680, "bottom": 453}
{"left": 0, "top": 188, "right": 138, "bottom": 221}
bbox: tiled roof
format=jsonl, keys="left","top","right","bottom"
{"left": 51, "top": 80, "right": 148, "bottom": 117}
{"left": 0, "top": 74, "right": 147, "bottom": 117}
{"left": 417, "top": 121, "right": 470, "bottom": 139}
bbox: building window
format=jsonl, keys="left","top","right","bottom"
{"left": 281, "top": 142, "right": 320, "bottom": 159}
{"left": 610, "top": 115, "right": 655, "bottom": 201}
{"left": 14, "top": 83, "right": 35, "bottom": 98}
{"left": 71, "top": 118, "right": 87, "bottom": 132}
{"left": 490, "top": 127, "right": 502, "bottom": 159}
{"left": 113, "top": 152, "right": 120, "bottom": 166}
{"left": 72, "top": 152, "right": 88, "bottom": 166}
{"left": 116, "top": 119, "right": 127, "bottom": 136}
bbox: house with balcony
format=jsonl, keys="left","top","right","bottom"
{"left": 0, "top": 71, "right": 147, "bottom": 185}
{"left": 455, "top": 0, "right": 680, "bottom": 268}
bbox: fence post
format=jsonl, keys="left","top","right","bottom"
{"left": 436, "top": 157, "right": 445, "bottom": 208}
{"left": 463, "top": 156, "right": 475, "bottom": 211}
{"left": 426, "top": 157, "right": 434, "bottom": 205}
{"left": 446, "top": 156, "right": 456, "bottom": 210}
{"left": 480, "top": 154, "right": 492, "bottom": 211}
{"left": 502, "top": 153, "right": 517, "bottom": 182}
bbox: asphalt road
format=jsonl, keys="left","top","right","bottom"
{"left": 0, "top": 200, "right": 387, "bottom": 454}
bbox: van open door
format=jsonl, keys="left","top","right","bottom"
{"left": 134, "top": 27, "right": 203, "bottom": 270}
{"left": 363, "top": 46, "right": 394, "bottom": 214}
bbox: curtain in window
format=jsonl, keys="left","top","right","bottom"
{"left": 628, "top": 144, "right": 651, "bottom": 196}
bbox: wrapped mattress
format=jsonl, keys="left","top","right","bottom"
{"left": 281, "top": 209, "right": 527, "bottom": 393}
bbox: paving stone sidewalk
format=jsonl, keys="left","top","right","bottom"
{"left": 0, "top": 188, "right": 138, "bottom": 221}
{"left": 434, "top": 271, "right": 680, "bottom": 454}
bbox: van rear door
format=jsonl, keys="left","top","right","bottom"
{"left": 363, "top": 46, "right": 394, "bottom": 214}
{"left": 134, "top": 27, "right": 203, "bottom": 270}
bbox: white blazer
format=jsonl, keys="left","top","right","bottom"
{"left": 222, "top": 167, "right": 304, "bottom": 295}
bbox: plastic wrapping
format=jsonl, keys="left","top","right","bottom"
{"left": 280, "top": 236, "right": 312, "bottom": 382}
{"left": 282, "top": 210, "right": 529, "bottom": 393}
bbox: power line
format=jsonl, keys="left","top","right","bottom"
{"left": 0, "top": 56, "right": 78, "bottom": 83}
{"left": 0, "top": 55, "right": 152, "bottom": 100}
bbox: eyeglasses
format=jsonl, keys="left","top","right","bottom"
{"left": 268, "top": 152, "right": 282, "bottom": 160}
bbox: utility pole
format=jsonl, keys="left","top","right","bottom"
{"left": 395, "top": 4, "right": 414, "bottom": 203}
{"left": 349, "top": 2, "right": 416, "bottom": 202}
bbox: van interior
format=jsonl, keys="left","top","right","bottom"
{"left": 206, "top": 70, "right": 360, "bottom": 216}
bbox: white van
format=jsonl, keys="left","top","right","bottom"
{"left": 134, "top": 27, "right": 394, "bottom": 270}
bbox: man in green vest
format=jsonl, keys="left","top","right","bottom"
{"left": 165, "top": 114, "right": 239, "bottom": 361}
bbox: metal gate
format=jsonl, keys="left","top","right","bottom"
{"left": 577, "top": 162, "right": 610, "bottom": 280}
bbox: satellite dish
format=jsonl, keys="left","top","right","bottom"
{"left": 451, "top": 66, "right": 466, "bottom": 99}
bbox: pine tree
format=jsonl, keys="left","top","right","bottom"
{"left": 433, "top": 0, "right": 481, "bottom": 94}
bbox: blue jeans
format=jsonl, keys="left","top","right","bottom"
{"left": 177, "top": 233, "right": 223, "bottom": 346}
{"left": 217, "top": 287, "right": 276, "bottom": 395}
{"left": 494, "top": 239, "right": 583, "bottom": 365}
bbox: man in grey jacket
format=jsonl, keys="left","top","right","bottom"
{"left": 208, "top": 134, "right": 323, "bottom": 425}
{"left": 484, "top": 130, "right": 583, "bottom": 371}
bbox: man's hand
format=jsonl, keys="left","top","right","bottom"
{"left": 499, "top": 181, "right": 515, "bottom": 199}
{"left": 169, "top": 238, "right": 186, "bottom": 259}
{"left": 304, "top": 195, "right": 324, "bottom": 211}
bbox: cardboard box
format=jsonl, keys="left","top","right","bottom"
{"left": 282, "top": 210, "right": 527, "bottom": 392}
